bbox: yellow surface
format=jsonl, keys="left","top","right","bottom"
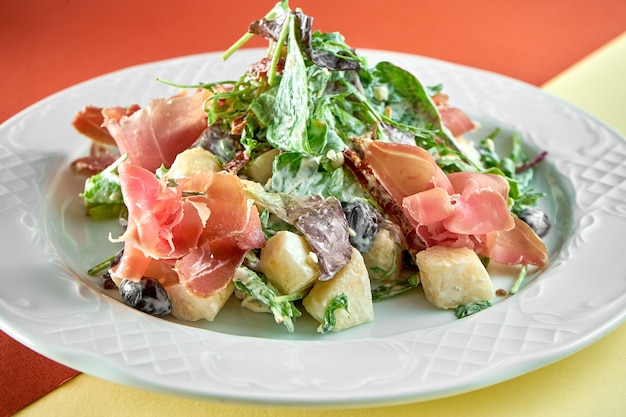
{"left": 17, "top": 32, "right": 626, "bottom": 417}
{"left": 543, "top": 32, "right": 626, "bottom": 135}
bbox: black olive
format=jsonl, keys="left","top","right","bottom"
{"left": 119, "top": 277, "right": 172, "bottom": 317}
{"left": 110, "top": 248, "right": 124, "bottom": 269}
{"left": 343, "top": 200, "right": 379, "bottom": 253}
{"left": 518, "top": 208, "right": 551, "bottom": 238}
{"left": 102, "top": 248, "right": 124, "bottom": 289}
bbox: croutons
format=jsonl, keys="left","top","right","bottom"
{"left": 415, "top": 246, "right": 494, "bottom": 309}
{"left": 166, "top": 282, "right": 234, "bottom": 321}
{"left": 259, "top": 230, "right": 320, "bottom": 295}
{"left": 362, "top": 229, "right": 403, "bottom": 281}
{"left": 303, "top": 248, "right": 374, "bottom": 332}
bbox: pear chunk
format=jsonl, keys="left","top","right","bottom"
{"left": 303, "top": 248, "right": 374, "bottom": 332}
{"left": 415, "top": 246, "right": 495, "bottom": 309}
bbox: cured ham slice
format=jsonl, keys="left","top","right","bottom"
{"left": 70, "top": 142, "right": 119, "bottom": 176}
{"left": 109, "top": 245, "right": 180, "bottom": 286}
{"left": 175, "top": 202, "right": 265, "bottom": 297}
{"left": 442, "top": 172, "right": 515, "bottom": 235}
{"left": 490, "top": 217, "right": 548, "bottom": 266}
{"left": 438, "top": 106, "right": 476, "bottom": 137}
{"left": 176, "top": 172, "right": 266, "bottom": 296}
{"left": 175, "top": 240, "right": 245, "bottom": 298}
{"left": 114, "top": 162, "right": 208, "bottom": 260}
{"left": 110, "top": 244, "right": 151, "bottom": 282}
{"left": 110, "top": 162, "right": 266, "bottom": 297}
{"left": 358, "top": 140, "right": 545, "bottom": 267}
{"left": 71, "top": 104, "right": 140, "bottom": 146}
{"left": 431, "top": 93, "right": 475, "bottom": 137}
{"left": 402, "top": 187, "right": 455, "bottom": 226}
{"left": 360, "top": 139, "right": 452, "bottom": 202}
{"left": 103, "top": 90, "right": 210, "bottom": 172}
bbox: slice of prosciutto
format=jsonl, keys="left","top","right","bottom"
{"left": 490, "top": 217, "right": 548, "bottom": 266}
{"left": 109, "top": 162, "right": 266, "bottom": 298}
{"left": 442, "top": 172, "right": 515, "bottom": 235}
{"left": 175, "top": 209, "right": 263, "bottom": 298}
{"left": 114, "top": 161, "right": 208, "bottom": 260}
{"left": 71, "top": 104, "right": 140, "bottom": 146}
{"left": 176, "top": 172, "right": 266, "bottom": 297}
{"left": 103, "top": 90, "right": 210, "bottom": 172}
{"left": 360, "top": 140, "right": 547, "bottom": 267}
{"left": 431, "top": 93, "right": 475, "bottom": 137}
{"left": 360, "top": 139, "right": 453, "bottom": 202}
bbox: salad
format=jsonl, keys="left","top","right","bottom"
{"left": 71, "top": 0, "right": 549, "bottom": 334}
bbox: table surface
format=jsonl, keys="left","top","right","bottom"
{"left": 2, "top": 1, "right": 626, "bottom": 416}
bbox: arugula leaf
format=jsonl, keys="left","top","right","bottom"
{"left": 478, "top": 131, "right": 546, "bottom": 215}
{"left": 80, "top": 154, "right": 127, "bottom": 220}
{"left": 455, "top": 300, "right": 492, "bottom": 319}
{"left": 371, "top": 273, "right": 420, "bottom": 302}
{"left": 222, "top": 0, "right": 290, "bottom": 60}
{"left": 320, "top": 293, "right": 349, "bottom": 333}
{"left": 232, "top": 266, "right": 302, "bottom": 333}
{"left": 87, "top": 253, "right": 118, "bottom": 276}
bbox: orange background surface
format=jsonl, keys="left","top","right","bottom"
{"left": 2, "top": 0, "right": 626, "bottom": 123}
{"left": 1, "top": 0, "right": 626, "bottom": 415}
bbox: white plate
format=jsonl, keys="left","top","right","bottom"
{"left": 1, "top": 49, "right": 625, "bottom": 407}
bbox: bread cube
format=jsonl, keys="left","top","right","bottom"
{"left": 362, "top": 229, "right": 402, "bottom": 281}
{"left": 415, "top": 245, "right": 494, "bottom": 309}
{"left": 259, "top": 230, "right": 320, "bottom": 295}
{"left": 166, "top": 281, "right": 234, "bottom": 321}
{"left": 303, "top": 248, "right": 374, "bottom": 332}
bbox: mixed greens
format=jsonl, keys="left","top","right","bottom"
{"left": 79, "top": 0, "right": 549, "bottom": 332}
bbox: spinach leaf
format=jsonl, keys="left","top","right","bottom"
{"left": 265, "top": 14, "right": 310, "bottom": 153}
{"left": 269, "top": 151, "right": 366, "bottom": 203}
{"left": 368, "top": 62, "right": 458, "bottom": 149}
{"left": 249, "top": 85, "right": 278, "bottom": 128}
{"left": 307, "top": 114, "right": 345, "bottom": 156}
{"left": 270, "top": 152, "right": 344, "bottom": 199}
{"left": 371, "top": 62, "right": 440, "bottom": 129}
